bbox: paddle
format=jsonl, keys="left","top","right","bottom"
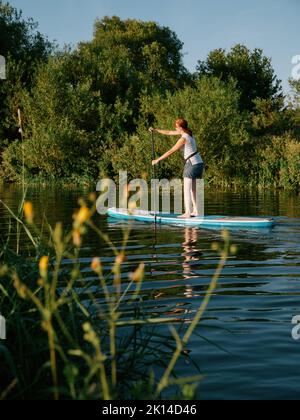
{"left": 150, "top": 128, "right": 158, "bottom": 279}
{"left": 151, "top": 129, "right": 157, "bottom": 224}
{"left": 17, "top": 108, "right": 25, "bottom": 195}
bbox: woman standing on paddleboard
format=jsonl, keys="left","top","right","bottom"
{"left": 150, "top": 119, "right": 204, "bottom": 219}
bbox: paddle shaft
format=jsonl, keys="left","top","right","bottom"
{"left": 17, "top": 108, "right": 25, "bottom": 194}
{"left": 151, "top": 130, "right": 157, "bottom": 223}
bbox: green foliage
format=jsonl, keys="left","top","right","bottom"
{"left": 1, "top": 15, "right": 190, "bottom": 181}
{"left": 249, "top": 98, "right": 292, "bottom": 140}
{"left": 1, "top": 7, "right": 300, "bottom": 191}
{"left": 0, "top": 2, "right": 51, "bottom": 65}
{"left": 114, "top": 77, "right": 251, "bottom": 185}
{"left": 0, "top": 2, "right": 52, "bottom": 146}
{"left": 289, "top": 79, "right": 300, "bottom": 108}
{"left": 287, "top": 79, "right": 300, "bottom": 138}
{"left": 90, "top": 16, "right": 190, "bottom": 100}
{"left": 0, "top": 53, "right": 131, "bottom": 180}
{"left": 1, "top": 120, "right": 94, "bottom": 181}
{"left": 197, "top": 44, "right": 283, "bottom": 112}
{"left": 255, "top": 134, "right": 300, "bottom": 190}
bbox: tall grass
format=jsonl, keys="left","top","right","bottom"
{"left": 0, "top": 196, "right": 234, "bottom": 400}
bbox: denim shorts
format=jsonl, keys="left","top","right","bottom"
{"left": 183, "top": 161, "right": 204, "bottom": 179}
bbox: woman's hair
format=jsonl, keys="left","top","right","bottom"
{"left": 175, "top": 118, "right": 193, "bottom": 136}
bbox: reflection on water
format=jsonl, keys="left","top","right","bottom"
{"left": 182, "top": 228, "right": 203, "bottom": 300}
{"left": 1, "top": 184, "right": 300, "bottom": 399}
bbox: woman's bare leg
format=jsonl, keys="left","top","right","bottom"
{"left": 191, "top": 179, "right": 198, "bottom": 216}
{"left": 179, "top": 177, "right": 193, "bottom": 218}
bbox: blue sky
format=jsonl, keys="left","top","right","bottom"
{"left": 12, "top": 0, "right": 300, "bottom": 93}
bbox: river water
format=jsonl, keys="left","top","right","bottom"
{"left": 1, "top": 184, "right": 300, "bottom": 400}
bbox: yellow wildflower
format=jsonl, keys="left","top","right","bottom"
{"left": 74, "top": 206, "right": 91, "bottom": 226}
{"left": 91, "top": 257, "right": 102, "bottom": 273}
{"left": 73, "top": 229, "right": 82, "bottom": 247}
{"left": 115, "top": 253, "right": 126, "bottom": 265}
{"left": 39, "top": 256, "right": 49, "bottom": 277}
{"left": 130, "top": 263, "right": 145, "bottom": 282}
{"left": 23, "top": 202, "right": 34, "bottom": 224}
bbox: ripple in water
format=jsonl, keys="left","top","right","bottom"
{"left": 1, "top": 185, "right": 300, "bottom": 399}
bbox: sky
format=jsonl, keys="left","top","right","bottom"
{"left": 11, "top": 0, "right": 300, "bottom": 94}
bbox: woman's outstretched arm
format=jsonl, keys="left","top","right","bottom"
{"left": 152, "top": 137, "right": 186, "bottom": 166}
{"left": 149, "top": 128, "right": 181, "bottom": 136}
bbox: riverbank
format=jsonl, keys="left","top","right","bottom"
{"left": 1, "top": 176, "right": 300, "bottom": 193}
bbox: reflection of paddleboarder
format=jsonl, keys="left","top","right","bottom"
{"left": 150, "top": 119, "right": 204, "bottom": 218}
{"left": 182, "top": 228, "right": 203, "bottom": 300}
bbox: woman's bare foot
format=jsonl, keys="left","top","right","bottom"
{"left": 191, "top": 212, "right": 199, "bottom": 218}
{"left": 178, "top": 213, "right": 191, "bottom": 219}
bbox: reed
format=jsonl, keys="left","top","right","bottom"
{"left": 0, "top": 196, "right": 234, "bottom": 400}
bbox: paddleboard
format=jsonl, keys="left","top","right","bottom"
{"left": 107, "top": 208, "right": 275, "bottom": 229}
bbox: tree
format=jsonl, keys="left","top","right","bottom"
{"left": 196, "top": 44, "right": 283, "bottom": 112}
{"left": 0, "top": 2, "right": 52, "bottom": 146}
{"left": 287, "top": 78, "right": 300, "bottom": 138}
{"left": 1, "top": 16, "right": 192, "bottom": 181}
{"left": 289, "top": 79, "right": 300, "bottom": 109}
{"left": 78, "top": 16, "right": 191, "bottom": 129}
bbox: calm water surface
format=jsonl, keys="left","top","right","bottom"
{"left": 1, "top": 184, "right": 300, "bottom": 400}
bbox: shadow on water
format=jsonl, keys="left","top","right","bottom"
{"left": 1, "top": 184, "right": 300, "bottom": 399}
